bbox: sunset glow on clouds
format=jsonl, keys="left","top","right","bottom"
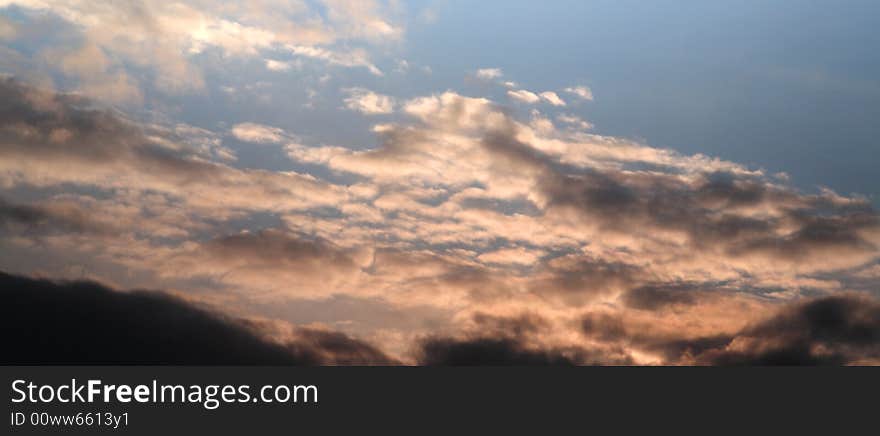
{"left": 2, "top": 1, "right": 879, "bottom": 365}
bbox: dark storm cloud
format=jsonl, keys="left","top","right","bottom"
{"left": 0, "top": 271, "right": 395, "bottom": 364}
{"left": 194, "top": 229, "right": 363, "bottom": 289}
{"left": 730, "top": 211, "right": 879, "bottom": 261}
{"left": 418, "top": 336, "right": 636, "bottom": 366}
{"left": 580, "top": 312, "right": 630, "bottom": 343}
{"left": 690, "top": 295, "right": 880, "bottom": 365}
{"left": 418, "top": 337, "right": 580, "bottom": 365}
{"left": 469, "top": 122, "right": 879, "bottom": 271}
{"left": 582, "top": 294, "right": 880, "bottom": 365}
{"left": 694, "top": 171, "right": 780, "bottom": 207}
{"left": 0, "top": 77, "right": 213, "bottom": 176}
{"left": 620, "top": 283, "right": 701, "bottom": 311}
{"left": 289, "top": 328, "right": 396, "bottom": 365}
{"left": 484, "top": 126, "right": 874, "bottom": 251}
{"left": 542, "top": 170, "right": 764, "bottom": 239}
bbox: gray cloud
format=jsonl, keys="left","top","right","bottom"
{"left": 0, "top": 196, "right": 116, "bottom": 236}
{"left": 0, "top": 78, "right": 341, "bottom": 215}
{"left": 418, "top": 312, "right": 633, "bottom": 365}
{"left": 582, "top": 294, "right": 880, "bottom": 365}
{"left": 0, "top": 270, "right": 395, "bottom": 364}
{"left": 689, "top": 295, "right": 880, "bottom": 365}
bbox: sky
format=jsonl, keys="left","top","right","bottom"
{"left": 1, "top": 1, "right": 879, "bottom": 365}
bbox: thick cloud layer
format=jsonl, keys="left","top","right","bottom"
{"left": 0, "top": 73, "right": 878, "bottom": 364}
{"left": 0, "top": 271, "right": 395, "bottom": 364}
{"left": 5, "top": 267, "right": 878, "bottom": 365}
{"left": 581, "top": 295, "right": 880, "bottom": 365}
{"left": 418, "top": 312, "right": 633, "bottom": 365}
{"left": 689, "top": 295, "right": 880, "bottom": 365}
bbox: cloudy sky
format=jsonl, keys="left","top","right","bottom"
{"left": 2, "top": 1, "right": 879, "bottom": 365}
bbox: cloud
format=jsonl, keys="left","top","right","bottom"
{"left": 46, "top": 42, "right": 144, "bottom": 104}
{"left": 265, "top": 59, "right": 295, "bottom": 71}
{"left": 539, "top": 91, "right": 566, "bottom": 106}
{"left": 288, "top": 327, "right": 398, "bottom": 365}
{"left": 620, "top": 283, "right": 701, "bottom": 311}
{"left": 343, "top": 87, "right": 395, "bottom": 115}
{"left": 556, "top": 113, "right": 592, "bottom": 130}
{"left": 477, "top": 247, "right": 544, "bottom": 266}
{"left": 528, "top": 256, "right": 643, "bottom": 304}
{"left": 231, "top": 122, "right": 286, "bottom": 143}
{"left": 418, "top": 312, "right": 633, "bottom": 365}
{"left": 0, "top": 79, "right": 343, "bottom": 216}
{"left": 0, "top": 270, "right": 395, "bottom": 364}
{"left": 475, "top": 68, "right": 503, "bottom": 80}
{"left": 687, "top": 295, "right": 880, "bottom": 365}
{"left": 0, "top": 0, "right": 400, "bottom": 99}
{"left": 507, "top": 89, "right": 540, "bottom": 104}
{"left": 418, "top": 337, "right": 580, "bottom": 365}
{"left": 577, "top": 293, "right": 880, "bottom": 365}
{"left": 507, "top": 89, "right": 566, "bottom": 106}
{"left": 288, "top": 45, "right": 383, "bottom": 75}
{"left": 160, "top": 229, "right": 368, "bottom": 297}
{"left": 0, "top": 14, "right": 15, "bottom": 39}
{"left": 0, "top": 196, "right": 119, "bottom": 237}
{"left": 564, "top": 86, "right": 594, "bottom": 101}
{"left": 1, "top": 78, "right": 878, "bottom": 365}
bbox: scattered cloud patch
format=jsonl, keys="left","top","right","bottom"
{"left": 343, "top": 87, "right": 395, "bottom": 115}
{"left": 507, "top": 89, "right": 541, "bottom": 104}
{"left": 539, "top": 91, "right": 566, "bottom": 106}
{"left": 289, "top": 45, "right": 383, "bottom": 76}
{"left": 231, "top": 122, "right": 286, "bottom": 143}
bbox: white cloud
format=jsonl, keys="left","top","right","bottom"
{"left": 265, "top": 59, "right": 294, "bottom": 71}
{"left": 0, "top": 15, "right": 16, "bottom": 40}
{"left": 0, "top": 0, "right": 400, "bottom": 98}
{"left": 343, "top": 87, "right": 395, "bottom": 115}
{"left": 288, "top": 45, "right": 383, "bottom": 75}
{"left": 507, "top": 89, "right": 541, "bottom": 104}
{"left": 475, "top": 68, "right": 503, "bottom": 80}
{"left": 539, "top": 91, "right": 566, "bottom": 106}
{"left": 231, "top": 122, "right": 286, "bottom": 143}
{"left": 564, "top": 85, "right": 594, "bottom": 101}
{"left": 321, "top": 0, "right": 404, "bottom": 42}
